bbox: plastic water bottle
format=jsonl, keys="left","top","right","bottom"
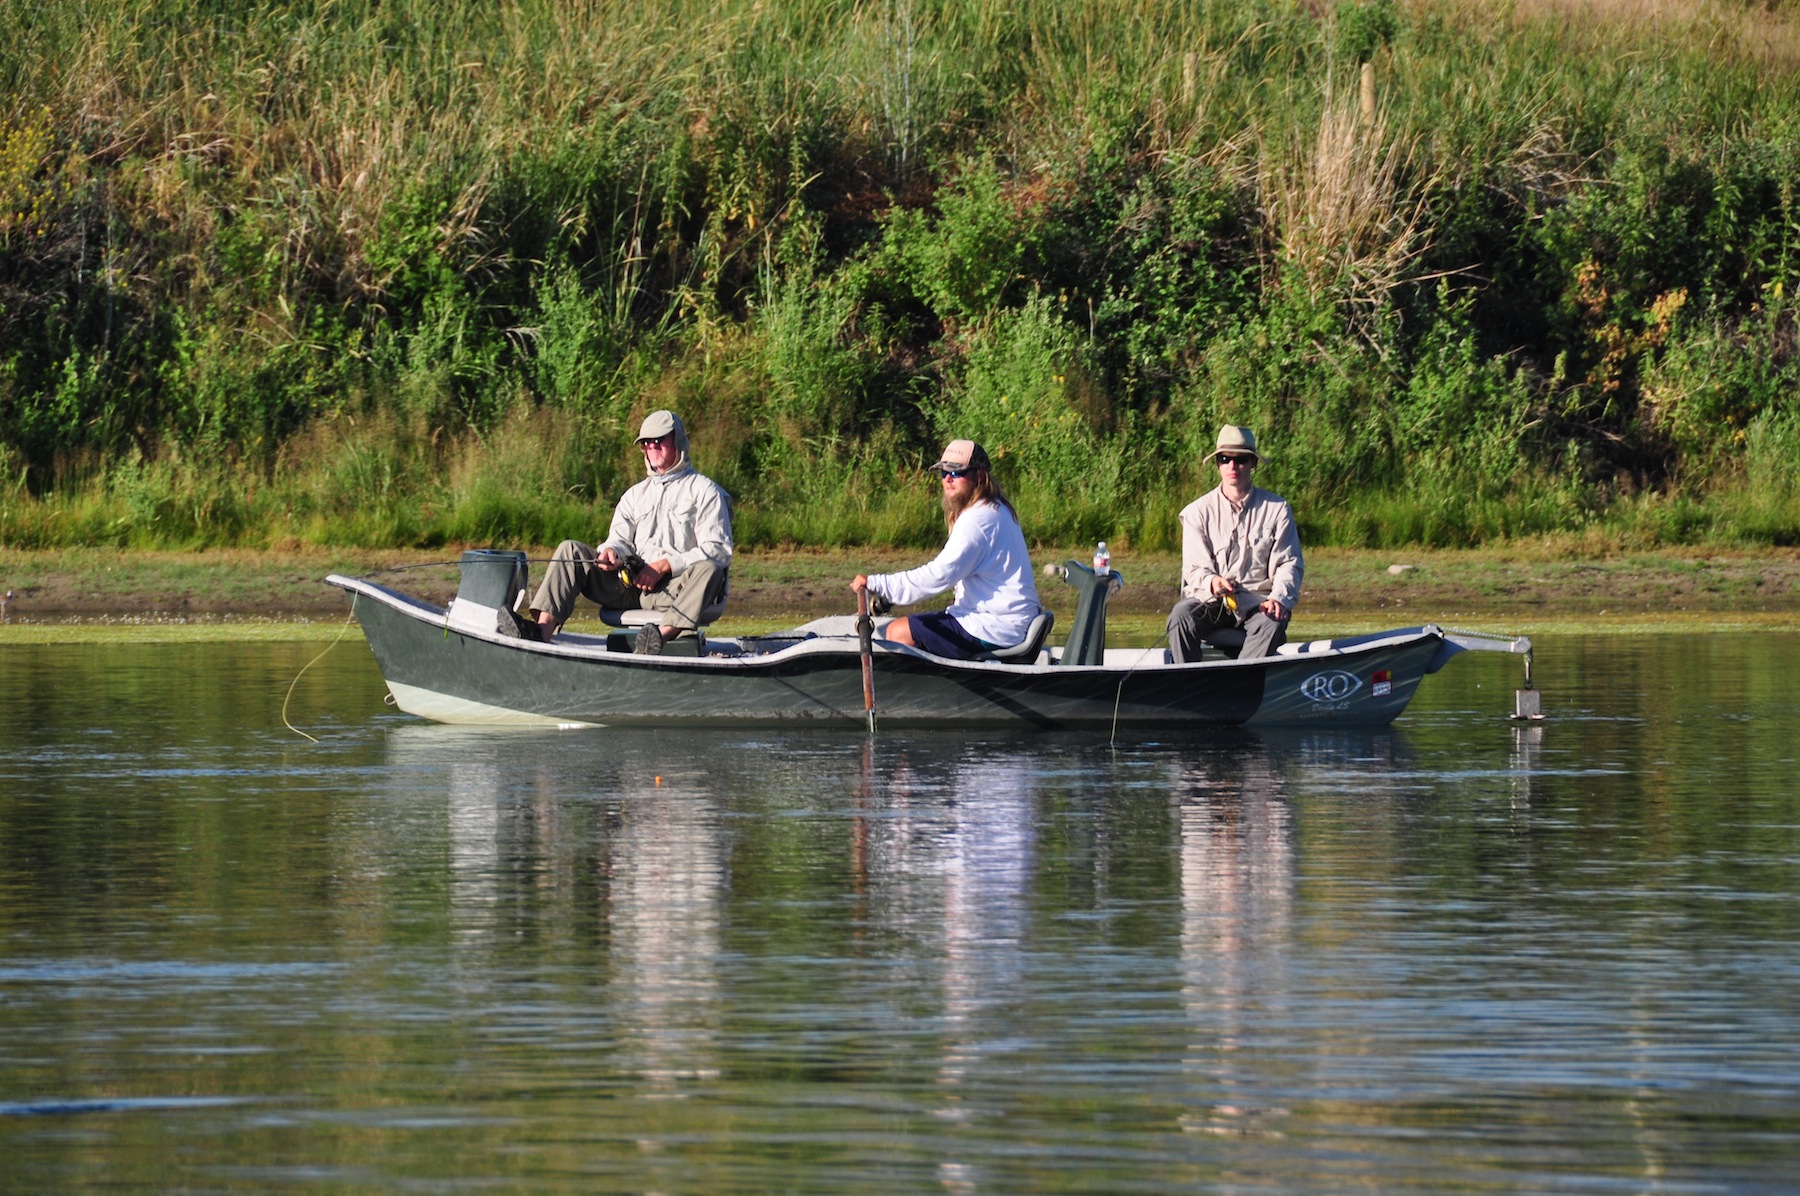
{"left": 1093, "top": 541, "right": 1110, "bottom": 576}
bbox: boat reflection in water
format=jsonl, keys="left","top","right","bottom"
{"left": 7, "top": 633, "right": 1793, "bottom": 1190}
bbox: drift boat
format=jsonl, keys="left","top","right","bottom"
{"left": 325, "top": 550, "right": 1532, "bottom": 729}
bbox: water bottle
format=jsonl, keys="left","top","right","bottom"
{"left": 1093, "top": 541, "right": 1110, "bottom": 576}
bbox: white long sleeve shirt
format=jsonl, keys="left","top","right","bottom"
{"left": 867, "top": 501, "right": 1041, "bottom": 647}
{"left": 599, "top": 462, "right": 733, "bottom": 579}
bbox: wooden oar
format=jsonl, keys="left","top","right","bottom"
{"left": 857, "top": 588, "right": 877, "bottom": 734}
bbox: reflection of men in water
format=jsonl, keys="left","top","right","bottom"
{"left": 1166, "top": 425, "right": 1303, "bottom": 661}
{"left": 609, "top": 768, "right": 727, "bottom": 1089}
{"left": 1171, "top": 737, "right": 1295, "bottom": 1136}
{"left": 861, "top": 742, "right": 1036, "bottom": 1105}
{"left": 528, "top": 410, "right": 732, "bottom": 654}
{"left": 1171, "top": 741, "right": 1294, "bottom": 929}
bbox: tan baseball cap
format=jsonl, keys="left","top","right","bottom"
{"left": 929, "top": 438, "right": 992, "bottom": 473}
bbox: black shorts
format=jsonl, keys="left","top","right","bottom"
{"left": 904, "top": 611, "right": 996, "bottom": 660}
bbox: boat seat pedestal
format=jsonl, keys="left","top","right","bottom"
{"left": 605, "top": 631, "right": 708, "bottom": 656}
{"left": 598, "top": 600, "right": 727, "bottom": 630}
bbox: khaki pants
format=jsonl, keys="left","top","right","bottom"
{"left": 530, "top": 540, "right": 727, "bottom": 633}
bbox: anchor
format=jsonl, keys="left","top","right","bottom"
{"left": 1512, "top": 648, "right": 1543, "bottom": 721}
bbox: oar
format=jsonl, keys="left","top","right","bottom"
{"left": 857, "top": 588, "right": 877, "bottom": 734}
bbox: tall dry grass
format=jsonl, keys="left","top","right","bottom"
{"left": 1, "top": 0, "right": 1798, "bottom": 550}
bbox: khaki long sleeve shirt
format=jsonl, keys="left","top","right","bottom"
{"left": 600, "top": 462, "right": 733, "bottom": 579}
{"left": 1178, "top": 486, "right": 1304, "bottom": 611}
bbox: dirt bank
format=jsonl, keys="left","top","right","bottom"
{"left": 5, "top": 545, "right": 1799, "bottom": 630}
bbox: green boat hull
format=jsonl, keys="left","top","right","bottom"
{"left": 328, "top": 575, "right": 1525, "bottom": 730}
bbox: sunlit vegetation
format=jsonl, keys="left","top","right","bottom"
{"left": 2, "top": 0, "right": 1797, "bottom": 551}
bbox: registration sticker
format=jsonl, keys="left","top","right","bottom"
{"left": 1371, "top": 669, "right": 1392, "bottom": 697}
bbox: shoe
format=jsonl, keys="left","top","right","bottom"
{"left": 634, "top": 624, "right": 665, "bottom": 655}
{"left": 498, "top": 609, "right": 546, "bottom": 641}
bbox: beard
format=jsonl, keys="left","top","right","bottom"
{"left": 941, "top": 482, "right": 976, "bottom": 524}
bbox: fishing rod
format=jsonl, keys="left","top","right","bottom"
{"left": 366, "top": 555, "right": 567, "bottom": 573}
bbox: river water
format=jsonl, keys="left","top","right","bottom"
{"left": 1, "top": 632, "right": 1797, "bottom": 1192}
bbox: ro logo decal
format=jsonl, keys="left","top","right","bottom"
{"left": 1299, "top": 670, "right": 1364, "bottom": 702}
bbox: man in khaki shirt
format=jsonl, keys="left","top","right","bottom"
{"left": 527, "top": 410, "right": 732, "bottom": 653}
{"left": 1166, "top": 425, "right": 1304, "bottom": 661}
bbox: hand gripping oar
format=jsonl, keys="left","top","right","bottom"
{"left": 857, "top": 588, "right": 877, "bottom": 734}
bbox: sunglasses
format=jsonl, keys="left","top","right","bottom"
{"left": 639, "top": 434, "right": 672, "bottom": 448}
{"left": 1215, "top": 453, "right": 1256, "bottom": 467}
{"left": 939, "top": 468, "right": 970, "bottom": 481}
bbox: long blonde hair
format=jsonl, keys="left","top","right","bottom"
{"left": 944, "top": 468, "right": 1017, "bottom": 528}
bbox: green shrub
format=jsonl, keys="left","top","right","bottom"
{"left": 5, "top": 0, "right": 1800, "bottom": 553}
{"left": 1641, "top": 299, "right": 1800, "bottom": 482}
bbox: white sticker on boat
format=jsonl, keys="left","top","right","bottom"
{"left": 1299, "top": 670, "right": 1364, "bottom": 702}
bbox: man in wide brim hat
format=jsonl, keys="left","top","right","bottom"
{"left": 1165, "top": 424, "right": 1304, "bottom": 661}
{"left": 1214, "top": 424, "right": 1263, "bottom": 464}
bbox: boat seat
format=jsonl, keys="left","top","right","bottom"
{"left": 984, "top": 610, "right": 1055, "bottom": 663}
{"left": 598, "top": 598, "right": 728, "bottom": 629}
{"left": 1205, "top": 627, "right": 1247, "bottom": 656}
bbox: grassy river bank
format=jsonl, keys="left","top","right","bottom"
{"left": 4, "top": 1, "right": 1799, "bottom": 555}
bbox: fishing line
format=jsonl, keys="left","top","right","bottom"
{"left": 282, "top": 594, "right": 360, "bottom": 744}
{"left": 1109, "top": 624, "right": 1173, "bottom": 748}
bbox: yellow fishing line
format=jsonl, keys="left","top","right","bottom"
{"left": 283, "top": 595, "right": 359, "bottom": 743}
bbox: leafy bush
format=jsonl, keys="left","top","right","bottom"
{"left": 4, "top": 0, "right": 1800, "bottom": 552}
